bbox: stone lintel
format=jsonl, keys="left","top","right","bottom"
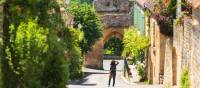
{"left": 101, "top": 14, "right": 132, "bottom": 27}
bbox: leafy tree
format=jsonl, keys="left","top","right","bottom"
{"left": 68, "top": 2, "right": 103, "bottom": 54}
{"left": 122, "top": 27, "right": 149, "bottom": 81}
{"left": 104, "top": 37, "right": 123, "bottom": 56}
{"left": 1, "top": 0, "right": 82, "bottom": 88}
{"left": 122, "top": 27, "right": 150, "bottom": 61}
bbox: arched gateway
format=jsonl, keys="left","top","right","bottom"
{"left": 84, "top": 0, "right": 132, "bottom": 69}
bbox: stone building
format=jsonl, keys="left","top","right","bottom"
{"left": 144, "top": 0, "right": 172, "bottom": 84}
{"left": 147, "top": 17, "right": 169, "bottom": 84}
{"left": 84, "top": 0, "right": 132, "bottom": 69}
{"left": 146, "top": 0, "right": 200, "bottom": 87}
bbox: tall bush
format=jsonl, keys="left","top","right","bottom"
{"left": 68, "top": 27, "right": 84, "bottom": 80}
{"left": 6, "top": 20, "right": 48, "bottom": 88}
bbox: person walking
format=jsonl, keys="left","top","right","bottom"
{"left": 108, "top": 60, "right": 119, "bottom": 87}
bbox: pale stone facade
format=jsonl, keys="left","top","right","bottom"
{"left": 147, "top": 0, "right": 200, "bottom": 87}
{"left": 163, "top": 38, "right": 173, "bottom": 86}
{"left": 148, "top": 18, "right": 168, "bottom": 84}
{"left": 191, "top": 0, "right": 200, "bottom": 87}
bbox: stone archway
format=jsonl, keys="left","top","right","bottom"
{"left": 84, "top": 0, "right": 132, "bottom": 69}
{"left": 84, "top": 27, "right": 125, "bottom": 69}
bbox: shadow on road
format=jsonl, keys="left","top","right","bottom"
{"left": 69, "top": 71, "right": 109, "bottom": 86}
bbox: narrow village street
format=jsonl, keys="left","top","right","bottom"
{"left": 68, "top": 60, "right": 163, "bottom": 88}
{"left": 0, "top": 0, "right": 199, "bottom": 88}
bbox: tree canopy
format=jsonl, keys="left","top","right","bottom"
{"left": 122, "top": 27, "right": 150, "bottom": 59}
{"left": 67, "top": 2, "right": 103, "bottom": 54}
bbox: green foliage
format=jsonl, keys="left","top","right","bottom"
{"left": 7, "top": 20, "right": 48, "bottom": 88}
{"left": 41, "top": 36, "right": 69, "bottom": 88}
{"left": 68, "top": 46, "right": 83, "bottom": 79}
{"left": 2, "top": 0, "right": 83, "bottom": 87}
{"left": 68, "top": 2, "right": 103, "bottom": 54}
{"left": 144, "top": 9, "right": 151, "bottom": 17}
{"left": 104, "top": 37, "right": 123, "bottom": 56}
{"left": 122, "top": 27, "right": 150, "bottom": 59}
{"left": 135, "top": 62, "right": 147, "bottom": 81}
{"left": 181, "top": 68, "right": 190, "bottom": 88}
{"left": 68, "top": 27, "right": 84, "bottom": 80}
{"left": 70, "top": 0, "right": 93, "bottom": 4}
{"left": 167, "top": 0, "right": 177, "bottom": 19}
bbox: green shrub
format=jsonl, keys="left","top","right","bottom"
{"left": 68, "top": 28, "right": 84, "bottom": 80}
{"left": 181, "top": 69, "right": 190, "bottom": 88}
{"left": 8, "top": 20, "right": 49, "bottom": 88}
{"left": 68, "top": 46, "right": 83, "bottom": 80}
{"left": 135, "top": 62, "right": 147, "bottom": 81}
{"left": 41, "top": 30, "right": 70, "bottom": 88}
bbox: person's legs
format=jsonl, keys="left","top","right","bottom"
{"left": 108, "top": 73, "right": 112, "bottom": 86}
{"left": 112, "top": 72, "right": 116, "bottom": 87}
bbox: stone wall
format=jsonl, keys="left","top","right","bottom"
{"left": 94, "top": 0, "right": 132, "bottom": 27}
{"left": 173, "top": 17, "right": 193, "bottom": 87}
{"left": 94, "top": 0, "right": 130, "bottom": 13}
{"left": 173, "top": 24, "right": 184, "bottom": 87}
{"left": 149, "top": 18, "right": 168, "bottom": 84}
{"left": 191, "top": 1, "right": 200, "bottom": 87}
{"left": 84, "top": 28, "right": 124, "bottom": 69}
{"left": 101, "top": 14, "right": 132, "bottom": 27}
{"left": 148, "top": 1, "right": 200, "bottom": 87}
{"left": 163, "top": 38, "right": 173, "bottom": 86}
{"left": 150, "top": 18, "right": 160, "bottom": 84}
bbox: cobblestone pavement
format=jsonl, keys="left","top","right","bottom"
{"left": 68, "top": 60, "right": 163, "bottom": 88}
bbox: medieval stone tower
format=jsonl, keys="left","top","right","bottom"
{"left": 84, "top": 0, "right": 132, "bottom": 69}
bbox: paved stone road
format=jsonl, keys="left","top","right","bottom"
{"left": 68, "top": 60, "right": 163, "bottom": 88}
